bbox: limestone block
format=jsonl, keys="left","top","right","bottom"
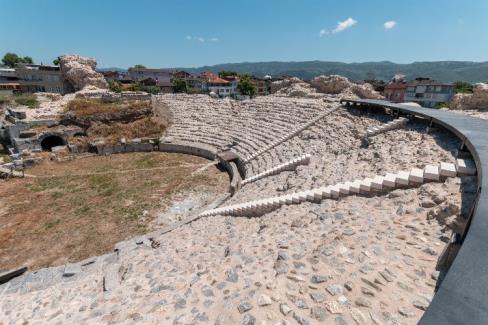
{"left": 383, "top": 173, "right": 396, "bottom": 188}
{"left": 456, "top": 159, "right": 476, "bottom": 175}
{"left": 439, "top": 162, "right": 457, "bottom": 177}
{"left": 349, "top": 180, "right": 361, "bottom": 193}
{"left": 359, "top": 178, "right": 373, "bottom": 192}
{"left": 395, "top": 171, "right": 410, "bottom": 186}
{"left": 409, "top": 168, "right": 424, "bottom": 183}
{"left": 337, "top": 183, "right": 350, "bottom": 195}
{"left": 371, "top": 176, "right": 384, "bottom": 190}
{"left": 424, "top": 165, "right": 440, "bottom": 181}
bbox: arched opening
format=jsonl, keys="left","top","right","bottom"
{"left": 40, "top": 135, "right": 65, "bottom": 151}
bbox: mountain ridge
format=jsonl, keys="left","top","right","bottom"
{"left": 100, "top": 61, "right": 488, "bottom": 83}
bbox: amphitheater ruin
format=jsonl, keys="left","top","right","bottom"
{"left": 0, "top": 58, "right": 487, "bottom": 325}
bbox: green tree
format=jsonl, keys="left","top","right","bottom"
{"left": 173, "top": 78, "right": 187, "bottom": 93}
{"left": 454, "top": 81, "right": 473, "bottom": 94}
{"left": 218, "top": 70, "right": 238, "bottom": 78}
{"left": 2, "top": 52, "right": 32, "bottom": 67}
{"left": 53, "top": 56, "right": 63, "bottom": 66}
{"left": 22, "top": 56, "right": 33, "bottom": 64}
{"left": 237, "top": 75, "right": 256, "bottom": 97}
{"left": 108, "top": 81, "right": 123, "bottom": 93}
{"left": 133, "top": 64, "right": 146, "bottom": 69}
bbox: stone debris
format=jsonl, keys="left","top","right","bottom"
{"left": 451, "top": 83, "right": 488, "bottom": 110}
{"left": 310, "top": 75, "right": 384, "bottom": 99}
{"left": 59, "top": 54, "right": 108, "bottom": 90}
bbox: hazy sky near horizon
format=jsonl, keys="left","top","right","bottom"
{"left": 1, "top": 0, "right": 487, "bottom": 68}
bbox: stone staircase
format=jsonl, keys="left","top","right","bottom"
{"left": 241, "top": 154, "right": 311, "bottom": 185}
{"left": 199, "top": 159, "right": 476, "bottom": 217}
{"left": 365, "top": 117, "right": 408, "bottom": 138}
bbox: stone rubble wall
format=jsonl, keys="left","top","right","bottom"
{"left": 271, "top": 75, "right": 383, "bottom": 100}
{"left": 59, "top": 54, "right": 108, "bottom": 91}
{"left": 451, "top": 83, "right": 488, "bottom": 110}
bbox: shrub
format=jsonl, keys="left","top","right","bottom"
{"left": 13, "top": 94, "right": 39, "bottom": 108}
{"left": 108, "top": 81, "right": 123, "bottom": 93}
{"left": 435, "top": 102, "right": 450, "bottom": 109}
{"left": 454, "top": 81, "right": 473, "bottom": 94}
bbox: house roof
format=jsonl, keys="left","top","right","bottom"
{"left": 199, "top": 72, "right": 230, "bottom": 84}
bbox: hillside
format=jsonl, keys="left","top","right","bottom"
{"left": 176, "top": 61, "right": 488, "bottom": 83}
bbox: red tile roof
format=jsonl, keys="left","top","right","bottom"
{"left": 199, "top": 72, "right": 230, "bottom": 84}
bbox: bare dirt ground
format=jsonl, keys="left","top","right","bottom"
{"left": 0, "top": 152, "right": 228, "bottom": 271}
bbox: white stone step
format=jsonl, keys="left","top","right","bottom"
{"left": 456, "top": 159, "right": 476, "bottom": 175}
{"left": 409, "top": 168, "right": 424, "bottom": 183}
{"left": 424, "top": 165, "right": 440, "bottom": 181}
{"left": 439, "top": 162, "right": 457, "bottom": 177}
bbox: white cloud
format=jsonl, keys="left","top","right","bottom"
{"left": 332, "top": 17, "right": 357, "bottom": 33}
{"left": 384, "top": 20, "right": 397, "bottom": 30}
{"left": 186, "top": 36, "right": 219, "bottom": 43}
{"left": 320, "top": 17, "right": 357, "bottom": 37}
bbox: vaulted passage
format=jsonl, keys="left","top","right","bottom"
{"left": 40, "top": 135, "right": 65, "bottom": 151}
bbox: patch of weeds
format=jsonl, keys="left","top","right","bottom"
{"left": 28, "top": 178, "right": 64, "bottom": 192}
{"left": 75, "top": 206, "right": 91, "bottom": 216}
{"left": 135, "top": 155, "right": 159, "bottom": 169}
{"left": 50, "top": 191, "right": 64, "bottom": 199}
{"left": 13, "top": 94, "right": 39, "bottom": 108}
{"left": 89, "top": 174, "right": 119, "bottom": 196}
{"left": 44, "top": 219, "right": 60, "bottom": 230}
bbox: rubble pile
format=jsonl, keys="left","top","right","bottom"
{"left": 451, "top": 83, "right": 488, "bottom": 110}
{"left": 310, "top": 74, "right": 384, "bottom": 99}
{"left": 59, "top": 55, "right": 108, "bottom": 91}
{"left": 271, "top": 77, "right": 322, "bottom": 98}
{"left": 271, "top": 75, "right": 383, "bottom": 100}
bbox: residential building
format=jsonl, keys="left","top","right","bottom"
{"left": 173, "top": 70, "right": 191, "bottom": 79}
{"left": 384, "top": 82, "right": 407, "bottom": 103}
{"left": 403, "top": 79, "right": 454, "bottom": 108}
{"left": 0, "top": 68, "right": 19, "bottom": 83}
{"left": 128, "top": 67, "right": 175, "bottom": 83}
{"left": 0, "top": 83, "right": 20, "bottom": 96}
{"left": 199, "top": 72, "right": 234, "bottom": 97}
{"left": 251, "top": 76, "right": 271, "bottom": 96}
{"left": 15, "top": 64, "right": 72, "bottom": 94}
{"left": 222, "top": 75, "right": 240, "bottom": 96}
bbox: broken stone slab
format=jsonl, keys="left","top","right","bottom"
{"left": 0, "top": 267, "right": 28, "bottom": 284}
{"left": 103, "top": 263, "right": 121, "bottom": 291}
{"left": 63, "top": 263, "right": 82, "bottom": 277}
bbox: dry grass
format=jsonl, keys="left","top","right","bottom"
{"left": 0, "top": 152, "right": 228, "bottom": 270}
{"left": 66, "top": 98, "right": 150, "bottom": 117}
{"left": 86, "top": 117, "right": 165, "bottom": 143}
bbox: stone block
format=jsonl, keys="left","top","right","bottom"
{"left": 395, "top": 171, "right": 410, "bottom": 185}
{"left": 409, "top": 168, "right": 424, "bottom": 183}
{"left": 439, "top": 162, "right": 457, "bottom": 177}
{"left": 383, "top": 173, "right": 396, "bottom": 188}
{"left": 456, "top": 159, "right": 476, "bottom": 175}
{"left": 371, "top": 176, "right": 384, "bottom": 190}
{"left": 63, "top": 263, "right": 81, "bottom": 277}
{"left": 337, "top": 183, "right": 350, "bottom": 195}
{"left": 349, "top": 181, "right": 361, "bottom": 193}
{"left": 424, "top": 165, "right": 440, "bottom": 181}
{"left": 359, "top": 178, "right": 373, "bottom": 192}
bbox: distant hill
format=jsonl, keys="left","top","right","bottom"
{"left": 176, "top": 61, "right": 488, "bottom": 83}
{"left": 99, "top": 61, "right": 488, "bottom": 83}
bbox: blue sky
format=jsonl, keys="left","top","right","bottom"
{"left": 1, "top": 0, "right": 487, "bottom": 68}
